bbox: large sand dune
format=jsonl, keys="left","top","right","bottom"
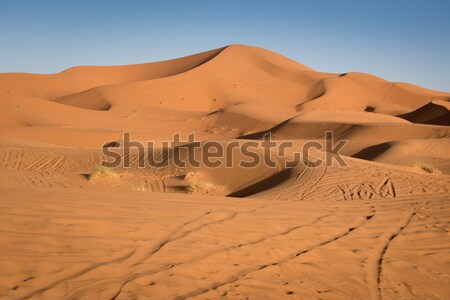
{"left": 0, "top": 45, "right": 449, "bottom": 299}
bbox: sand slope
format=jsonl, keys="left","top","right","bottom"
{"left": 0, "top": 45, "right": 449, "bottom": 300}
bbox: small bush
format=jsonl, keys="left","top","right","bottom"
{"left": 185, "top": 172, "right": 216, "bottom": 194}
{"left": 87, "top": 166, "right": 120, "bottom": 180}
{"left": 131, "top": 181, "right": 148, "bottom": 192}
{"left": 412, "top": 161, "right": 442, "bottom": 175}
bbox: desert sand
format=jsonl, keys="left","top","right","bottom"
{"left": 0, "top": 45, "right": 449, "bottom": 300}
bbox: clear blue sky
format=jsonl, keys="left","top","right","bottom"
{"left": 0, "top": 0, "right": 449, "bottom": 91}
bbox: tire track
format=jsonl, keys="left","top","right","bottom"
{"left": 131, "top": 210, "right": 245, "bottom": 267}
{"left": 16, "top": 211, "right": 215, "bottom": 299}
{"left": 21, "top": 209, "right": 259, "bottom": 300}
{"left": 108, "top": 212, "right": 333, "bottom": 299}
{"left": 175, "top": 213, "right": 374, "bottom": 300}
{"left": 298, "top": 163, "right": 328, "bottom": 200}
{"left": 18, "top": 248, "right": 137, "bottom": 300}
{"left": 365, "top": 211, "right": 415, "bottom": 300}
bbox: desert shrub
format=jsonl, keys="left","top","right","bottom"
{"left": 131, "top": 181, "right": 148, "bottom": 192}
{"left": 87, "top": 166, "right": 120, "bottom": 180}
{"left": 185, "top": 172, "right": 216, "bottom": 194}
{"left": 412, "top": 161, "right": 442, "bottom": 174}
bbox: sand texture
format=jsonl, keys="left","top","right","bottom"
{"left": 0, "top": 45, "right": 449, "bottom": 300}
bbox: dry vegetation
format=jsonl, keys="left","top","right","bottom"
{"left": 87, "top": 166, "right": 120, "bottom": 180}
{"left": 185, "top": 172, "right": 219, "bottom": 194}
{"left": 412, "top": 161, "right": 442, "bottom": 174}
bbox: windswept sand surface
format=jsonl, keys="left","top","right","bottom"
{"left": 0, "top": 45, "right": 449, "bottom": 299}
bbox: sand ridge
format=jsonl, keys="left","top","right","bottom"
{"left": 0, "top": 45, "right": 449, "bottom": 300}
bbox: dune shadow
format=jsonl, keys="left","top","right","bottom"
{"left": 237, "top": 117, "right": 294, "bottom": 140}
{"left": 227, "top": 168, "right": 294, "bottom": 198}
{"left": 352, "top": 142, "right": 392, "bottom": 161}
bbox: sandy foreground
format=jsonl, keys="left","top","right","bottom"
{"left": 0, "top": 45, "right": 449, "bottom": 299}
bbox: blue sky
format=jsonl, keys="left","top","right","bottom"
{"left": 0, "top": 0, "right": 449, "bottom": 91}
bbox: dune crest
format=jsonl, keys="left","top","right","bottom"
{"left": 0, "top": 45, "right": 449, "bottom": 300}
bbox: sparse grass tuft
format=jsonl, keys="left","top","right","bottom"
{"left": 87, "top": 166, "right": 120, "bottom": 180}
{"left": 204, "top": 125, "right": 217, "bottom": 134}
{"left": 185, "top": 172, "right": 216, "bottom": 194}
{"left": 124, "top": 113, "right": 136, "bottom": 119}
{"left": 412, "top": 161, "right": 442, "bottom": 174}
{"left": 131, "top": 181, "right": 148, "bottom": 192}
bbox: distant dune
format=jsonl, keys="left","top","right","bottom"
{"left": 0, "top": 45, "right": 449, "bottom": 300}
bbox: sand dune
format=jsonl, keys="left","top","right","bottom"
{"left": 399, "top": 100, "right": 450, "bottom": 125}
{"left": 353, "top": 138, "right": 450, "bottom": 174}
{"left": 0, "top": 44, "right": 449, "bottom": 299}
{"left": 0, "top": 47, "right": 224, "bottom": 106}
